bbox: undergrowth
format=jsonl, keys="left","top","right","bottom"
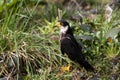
{"left": 0, "top": 0, "right": 120, "bottom": 80}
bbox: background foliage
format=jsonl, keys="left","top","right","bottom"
{"left": 0, "top": 0, "right": 120, "bottom": 80}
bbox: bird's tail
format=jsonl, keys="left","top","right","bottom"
{"left": 78, "top": 60, "right": 94, "bottom": 72}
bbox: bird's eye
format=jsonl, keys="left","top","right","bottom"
{"left": 60, "top": 22, "right": 63, "bottom": 26}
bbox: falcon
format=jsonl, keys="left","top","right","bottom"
{"left": 56, "top": 20, "right": 94, "bottom": 71}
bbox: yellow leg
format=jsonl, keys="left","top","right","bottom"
{"left": 61, "top": 64, "right": 71, "bottom": 72}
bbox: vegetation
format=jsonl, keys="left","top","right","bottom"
{"left": 0, "top": 0, "right": 120, "bottom": 80}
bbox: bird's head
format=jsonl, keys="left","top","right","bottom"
{"left": 56, "top": 20, "right": 72, "bottom": 34}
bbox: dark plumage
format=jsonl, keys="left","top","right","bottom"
{"left": 57, "top": 20, "right": 94, "bottom": 71}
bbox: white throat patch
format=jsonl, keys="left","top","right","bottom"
{"left": 60, "top": 26, "right": 68, "bottom": 34}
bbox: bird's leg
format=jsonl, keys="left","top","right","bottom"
{"left": 61, "top": 64, "right": 71, "bottom": 72}
{"left": 61, "top": 59, "right": 71, "bottom": 72}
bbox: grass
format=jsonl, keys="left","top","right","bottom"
{"left": 0, "top": 0, "right": 120, "bottom": 80}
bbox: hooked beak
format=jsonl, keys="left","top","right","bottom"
{"left": 56, "top": 22, "right": 61, "bottom": 28}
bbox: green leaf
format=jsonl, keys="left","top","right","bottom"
{"left": 0, "top": 0, "right": 4, "bottom": 5}
{"left": 0, "top": 0, "right": 3, "bottom": 12}
{"left": 106, "top": 27, "right": 120, "bottom": 39}
{"left": 0, "top": 5, "right": 3, "bottom": 12}
{"left": 80, "top": 24, "right": 91, "bottom": 32}
{"left": 75, "top": 35, "right": 94, "bottom": 40}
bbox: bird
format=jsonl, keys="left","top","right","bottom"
{"left": 56, "top": 20, "right": 94, "bottom": 72}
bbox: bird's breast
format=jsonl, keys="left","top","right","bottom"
{"left": 60, "top": 37, "right": 71, "bottom": 43}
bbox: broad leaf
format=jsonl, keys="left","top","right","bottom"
{"left": 106, "top": 27, "right": 120, "bottom": 39}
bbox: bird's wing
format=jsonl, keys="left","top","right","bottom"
{"left": 60, "top": 35, "right": 94, "bottom": 71}
{"left": 60, "top": 35, "right": 84, "bottom": 60}
{"left": 67, "top": 35, "right": 82, "bottom": 50}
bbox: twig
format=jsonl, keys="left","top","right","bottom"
{"left": 58, "top": 9, "right": 62, "bottom": 20}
